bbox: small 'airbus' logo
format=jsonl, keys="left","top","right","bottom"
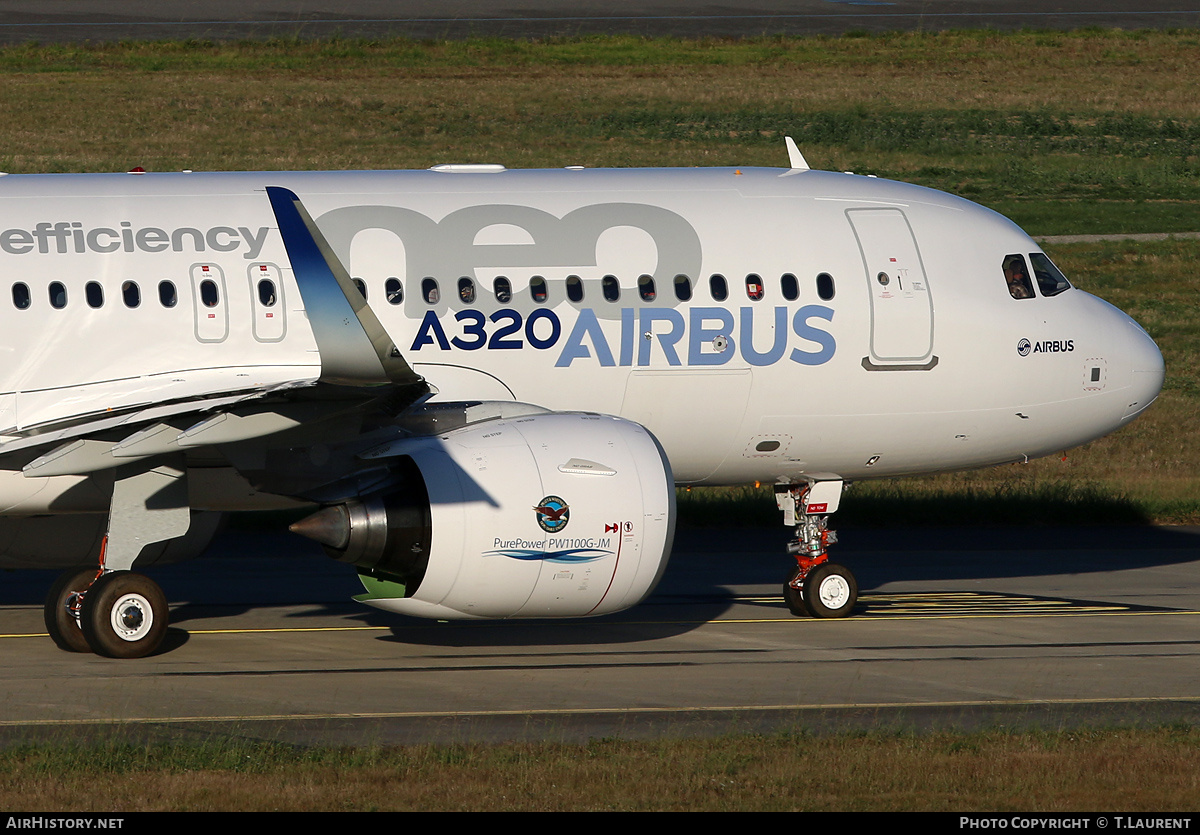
{"left": 534, "top": 496, "right": 570, "bottom": 533}
{"left": 1017, "top": 338, "right": 1032, "bottom": 357}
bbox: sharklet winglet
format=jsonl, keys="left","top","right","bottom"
{"left": 265, "top": 185, "right": 424, "bottom": 388}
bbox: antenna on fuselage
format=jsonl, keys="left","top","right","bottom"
{"left": 784, "top": 136, "right": 810, "bottom": 171}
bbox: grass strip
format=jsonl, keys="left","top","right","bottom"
{"left": 2, "top": 727, "right": 1198, "bottom": 811}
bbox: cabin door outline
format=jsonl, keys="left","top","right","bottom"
{"left": 846, "top": 208, "right": 937, "bottom": 370}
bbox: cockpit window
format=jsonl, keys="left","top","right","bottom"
{"left": 1002, "top": 254, "right": 1035, "bottom": 300}
{"left": 1029, "top": 252, "right": 1072, "bottom": 297}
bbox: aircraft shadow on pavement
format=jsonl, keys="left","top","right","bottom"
{"left": 7, "top": 519, "right": 1200, "bottom": 653}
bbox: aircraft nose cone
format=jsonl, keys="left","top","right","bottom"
{"left": 1122, "top": 320, "right": 1164, "bottom": 422}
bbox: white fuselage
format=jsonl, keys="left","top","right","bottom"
{"left": 0, "top": 166, "right": 1164, "bottom": 510}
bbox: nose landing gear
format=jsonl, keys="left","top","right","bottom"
{"left": 777, "top": 480, "right": 859, "bottom": 619}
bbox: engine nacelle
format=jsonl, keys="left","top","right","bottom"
{"left": 293, "top": 412, "right": 675, "bottom": 619}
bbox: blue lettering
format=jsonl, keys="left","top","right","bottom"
{"left": 488, "top": 309, "right": 523, "bottom": 349}
{"left": 638, "top": 309, "right": 686, "bottom": 366}
{"left": 555, "top": 308, "right": 615, "bottom": 367}
{"left": 687, "top": 307, "right": 735, "bottom": 366}
{"left": 411, "top": 302, "right": 838, "bottom": 367}
{"left": 790, "top": 305, "right": 836, "bottom": 365}
{"left": 619, "top": 307, "right": 635, "bottom": 367}
{"left": 450, "top": 309, "right": 487, "bottom": 350}
{"left": 740, "top": 306, "right": 788, "bottom": 366}
{"left": 411, "top": 310, "right": 450, "bottom": 350}
{"left": 525, "top": 308, "right": 561, "bottom": 350}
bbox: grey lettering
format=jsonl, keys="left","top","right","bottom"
{"left": 135, "top": 227, "right": 169, "bottom": 252}
{"left": 239, "top": 226, "right": 270, "bottom": 260}
{"left": 205, "top": 226, "right": 239, "bottom": 252}
{"left": 86, "top": 228, "right": 120, "bottom": 253}
{"left": 316, "top": 202, "right": 703, "bottom": 320}
{"left": 0, "top": 229, "right": 33, "bottom": 254}
{"left": 171, "top": 227, "right": 205, "bottom": 252}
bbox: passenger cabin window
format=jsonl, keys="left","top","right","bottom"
{"left": 198, "top": 280, "right": 217, "bottom": 308}
{"left": 11, "top": 283, "right": 29, "bottom": 310}
{"left": 745, "top": 274, "right": 764, "bottom": 301}
{"left": 709, "top": 274, "right": 728, "bottom": 301}
{"left": 123, "top": 281, "right": 142, "bottom": 308}
{"left": 493, "top": 277, "right": 512, "bottom": 303}
{"left": 422, "top": 277, "right": 440, "bottom": 304}
{"left": 638, "top": 275, "right": 656, "bottom": 302}
{"left": 86, "top": 282, "right": 103, "bottom": 308}
{"left": 352, "top": 278, "right": 367, "bottom": 301}
{"left": 1029, "top": 252, "right": 1072, "bottom": 297}
{"left": 49, "top": 282, "right": 67, "bottom": 309}
{"left": 385, "top": 277, "right": 403, "bottom": 304}
{"left": 816, "top": 273, "right": 835, "bottom": 301}
{"left": 1002, "top": 254, "right": 1035, "bottom": 300}
{"left": 602, "top": 275, "right": 620, "bottom": 302}
{"left": 458, "top": 277, "right": 476, "bottom": 304}
{"left": 566, "top": 275, "right": 584, "bottom": 303}
{"left": 780, "top": 273, "right": 799, "bottom": 301}
{"left": 674, "top": 274, "right": 692, "bottom": 302}
{"left": 530, "top": 276, "right": 548, "bottom": 303}
{"left": 159, "top": 280, "right": 177, "bottom": 308}
{"left": 258, "top": 279, "right": 277, "bottom": 306}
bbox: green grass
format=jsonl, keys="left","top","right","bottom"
{"left": 3, "top": 29, "right": 1199, "bottom": 523}
{"left": 3, "top": 728, "right": 1199, "bottom": 810}
{"left": 3, "top": 30, "right": 1200, "bottom": 230}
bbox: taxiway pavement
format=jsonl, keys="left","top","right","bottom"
{"left": 1, "top": 525, "right": 1198, "bottom": 745}
{"left": 0, "top": 1, "right": 1196, "bottom": 43}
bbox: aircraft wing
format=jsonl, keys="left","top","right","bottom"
{"left": 0, "top": 186, "right": 430, "bottom": 481}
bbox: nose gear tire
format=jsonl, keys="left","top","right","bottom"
{"left": 802, "top": 563, "right": 858, "bottom": 618}
{"left": 783, "top": 566, "right": 812, "bottom": 617}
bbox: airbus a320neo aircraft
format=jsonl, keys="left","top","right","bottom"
{"left": 0, "top": 140, "right": 1163, "bottom": 658}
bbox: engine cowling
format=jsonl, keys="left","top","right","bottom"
{"left": 292, "top": 412, "right": 675, "bottom": 619}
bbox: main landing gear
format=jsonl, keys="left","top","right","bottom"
{"left": 43, "top": 459, "right": 189, "bottom": 658}
{"left": 776, "top": 480, "right": 859, "bottom": 618}
{"left": 43, "top": 545, "right": 170, "bottom": 659}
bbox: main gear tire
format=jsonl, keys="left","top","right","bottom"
{"left": 44, "top": 568, "right": 97, "bottom": 653}
{"left": 79, "top": 571, "right": 168, "bottom": 658}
